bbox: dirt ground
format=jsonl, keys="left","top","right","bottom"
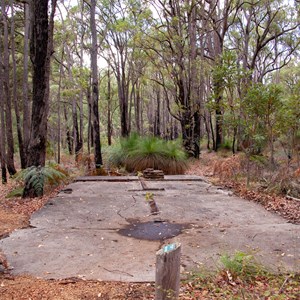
{"left": 0, "top": 157, "right": 299, "bottom": 299}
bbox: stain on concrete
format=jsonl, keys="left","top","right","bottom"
{"left": 118, "top": 220, "right": 189, "bottom": 241}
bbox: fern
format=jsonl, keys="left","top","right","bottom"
{"left": 17, "top": 165, "right": 68, "bottom": 198}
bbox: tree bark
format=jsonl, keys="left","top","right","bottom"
{"left": 2, "top": 1, "right": 16, "bottom": 175}
{"left": 26, "top": 0, "right": 55, "bottom": 167}
{"left": 23, "top": 0, "right": 57, "bottom": 198}
{"left": 107, "top": 68, "right": 112, "bottom": 146}
{"left": 90, "top": 0, "right": 103, "bottom": 168}
{"left": 0, "top": 6, "right": 7, "bottom": 183}
{"left": 64, "top": 104, "right": 73, "bottom": 155}
{"left": 10, "top": 0, "right": 26, "bottom": 169}
{"left": 22, "top": 2, "right": 31, "bottom": 166}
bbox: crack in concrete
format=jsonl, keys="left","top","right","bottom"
{"left": 102, "top": 267, "right": 134, "bottom": 277}
{"left": 116, "top": 196, "right": 137, "bottom": 220}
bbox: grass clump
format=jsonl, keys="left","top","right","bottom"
{"left": 107, "top": 134, "right": 188, "bottom": 174}
{"left": 219, "top": 251, "right": 263, "bottom": 282}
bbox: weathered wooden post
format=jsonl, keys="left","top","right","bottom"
{"left": 155, "top": 243, "right": 181, "bottom": 300}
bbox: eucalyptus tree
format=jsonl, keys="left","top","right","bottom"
{"left": 98, "top": 0, "right": 151, "bottom": 137}
{"left": 143, "top": 0, "right": 203, "bottom": 157}
{"left": 23, "top": 0, "right": 57, "bottom": 197}
{"left": 277, "top": 64, "right": 300, "bottom": 165}
{"left": 9, "top": 0, "right": 26, "bottom": 169}
{"left": 224, "top": 0, "right": 300, "bottom": 154}
{"left": 1, "top": 0, "right": 16, "bottom": 175}
{"left": 204, "top": 0, "right": 243, "bottom": 151}
{"left": 230, "top": 0, "right": 300, "bottom": 86}
{"left": 22, "top": 1, "right": 31, "bottom": 166}
{"left": 89, "top": 0, "right": 103, "bottom": 167}
{"left": 0, "top": 3, "right": 7, "bottom": 183}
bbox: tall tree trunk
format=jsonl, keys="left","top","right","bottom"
{"left": 107, "top": 68, "right": 112, "bottom": 146}
{"left": 65, "top": 44, "right": 81, "bottom": 160}
{"left": 90, "top": 0, "right": 102, "bottom": 168}
{"left": 2, "top": 1, "right": 16, "bottom": 175}
{"left": 78, "top": 0, "right": 85, "bottom": 155}
{"left": 189, "top": 1, "right": 200, "bottom": 158}
{"left": 23, "top": 0, "right": 57, "bottom": 197}
{"left": 87, "top": 86, "right": 92, "bottom": 155}
{"left": 0, "top": 8, "right": 7, "bottom": 183}
{"left": 10, "top": 0, "right": 26, "bottom": 169}
{"left": 56, "top": 52, "right": 64, "bottom": 164}
{"left": 26, "top": 0, "right": 55, "bottom": 167}
{"left": 23, "top": 2, "right": 31, "bottom": 165}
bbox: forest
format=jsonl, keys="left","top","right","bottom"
{"left": 0, "top": 0, "right": 299, "bottom": 189}
{"left": 0, "top": 1, "right": 300, "bottom": 298}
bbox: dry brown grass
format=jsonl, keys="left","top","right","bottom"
{"left": 125, "top": 155, "right": 188, "bottom": 175}
{"left": 212, "top": 155, "right": 242, "bottom": 180}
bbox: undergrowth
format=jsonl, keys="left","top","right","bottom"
{"left": 183, "top": 251, "right": 299, "bottom": 299}
{"left": 6, "top": 164, "right": 68, "bottom": 198}
{"left": 211, "top": 151, "right": 300, "bottom": 198}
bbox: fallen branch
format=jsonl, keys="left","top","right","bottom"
{"left": 286, "top": 194, "right": 300, "bottom": 202}
{"left": 279, "top": 275, "right": 291, "bottom": 294}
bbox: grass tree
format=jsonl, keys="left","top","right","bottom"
{"left": 108, "top": 134, "right": 188, "bottom": 174}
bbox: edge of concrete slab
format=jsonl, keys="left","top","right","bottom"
{"left": 75, "top": 175, "right": 206, "bottom": 182}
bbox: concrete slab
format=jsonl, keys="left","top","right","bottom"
{"left": 0, "top": 177, "right": 299, "bottom": 282}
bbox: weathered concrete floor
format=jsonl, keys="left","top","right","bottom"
{"left": 0, "top": 176, "right": 299, "bottom": 282}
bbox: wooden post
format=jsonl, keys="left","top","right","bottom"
{"left": 155, "top": 243, "right": 181, "bottom": 300}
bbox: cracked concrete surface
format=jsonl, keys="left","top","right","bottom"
{"left": 0, "top": 176, "right": 299, "bottom": 282}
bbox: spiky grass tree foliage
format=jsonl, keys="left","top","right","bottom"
{"left": 14, "top": 165, "right": 67, "bottom": 198}
{"left": 108, "top": 135, "right": 188, "bottom": 174}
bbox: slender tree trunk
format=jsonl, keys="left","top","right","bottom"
{"left": 118, "top": 78, "right": 129, "bottom": 137}
{"left": 135, "top": 81, "right": 141, "bottom": 135}
{"left": 215, "top": 96, "right": 223, "bottom": 151}
{"left": 56, "top": 52, "right": 64, "bottom": 164}
{"left": 72, "top": 99, "right": 80, "bottom": 160}
{"left": 90, "top": 0, "right": 103, "bottom": 168}
{"left": 154, "top": 87, "right": 161, "bottom": 137}
{"left": 78, "top": 0, "right": 85, "bottom": 155}
{"left": 23, "top": 2, "right": 31, "bottom": 165}
{"left": 10, "top": 0, "right": 26, "bottom": 169}
{"left": 64, "top": 104, "right": 73, "bottom": 155}
{"left": 209, "top": 112, "right": 216, "bottom": 151}
{"left": 140, "top": 87, "right": 144, "bottom": 134}
{"left": 107, "top": 68, "right": 112, "bottom": 146}
{"left": 2, "top": 1, "right": 16, "bottom": 175}
{"left": 0, "top": 9, "right": 7, "bottom": 183}
{"left": 189, "top": 0, "right": 200, "bottom": 159}
{"left": 87, "top": 87, "right": 92, "bottom": 155}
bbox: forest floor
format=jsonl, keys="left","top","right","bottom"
{"left": 0, "top": 151, "right": 299, "bottom": 299}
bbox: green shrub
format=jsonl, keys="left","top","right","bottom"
{"left": 220, "top": 251, "right": 263, "bottom": 281}
{"left": 220, "top": 139, "right": 232, "bottom": 150}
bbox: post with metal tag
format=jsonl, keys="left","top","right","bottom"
{"left": 155, "top": 242, "right": 181, "bottom": 300}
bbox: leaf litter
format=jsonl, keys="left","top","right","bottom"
{"left": 0, "top": 154, "right": 299, "bottom": 299}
